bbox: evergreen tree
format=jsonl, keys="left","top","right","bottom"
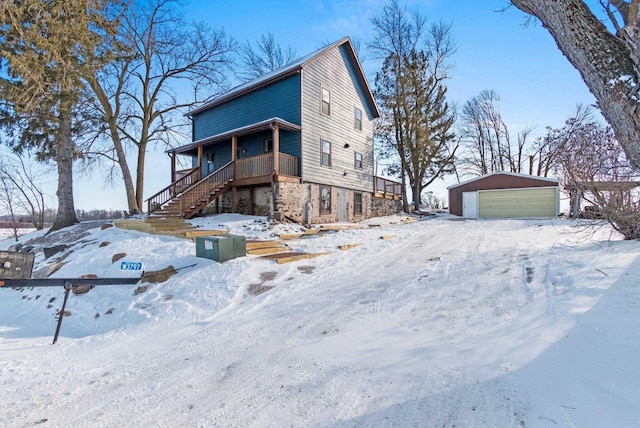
{"left": 375, "top": 50, "right": 457, "bottom": 205}
{"left": 0, "top": 0, "right": 119, "bottom": 230}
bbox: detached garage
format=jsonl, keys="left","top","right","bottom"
{"left": 448, "top": 172, "right": 560, "bottom": 218}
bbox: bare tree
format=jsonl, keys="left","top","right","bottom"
{"left": 85, "top": 0, "right": 236, "bottom": 214}
{"left": 238, "top": 33, "right": 297, "bottom": 81}
{"left": 0, "top": 150, "right": 48, "bottom": 230}
{"left": 510, "top": 0, "right": 640, "bottom": 170}
{"left": 529, "top": 104, "right": 593, "bottom": 177}
{"left": 557, "top": 117, "right": 640, "bottom": 239}
{"left": 459, "top": 90, "right": 532, "bottom": 175}
{"left": 0, "top": 163, "right": 19, "bottom": 241}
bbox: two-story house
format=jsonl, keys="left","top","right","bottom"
{"left": 146, "top": 36, "right": 401, "bottom": 223}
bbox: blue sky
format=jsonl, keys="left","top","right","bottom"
{"left": 72, "top": 0, "right": 599, "bottom": 210}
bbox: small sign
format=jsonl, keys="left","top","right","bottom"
{"left": 204, "top": 240, "right": 213, "bottom": 250}
{"left": 120, "top": 261, "right": 143, "bottom": 271}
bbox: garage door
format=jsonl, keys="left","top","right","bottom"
{"left": 479, "top": 187, "right": 557, "bottom": 218}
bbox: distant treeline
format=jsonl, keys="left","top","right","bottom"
{"left": 0, "top": 209, "right": 125, "bottom": 226}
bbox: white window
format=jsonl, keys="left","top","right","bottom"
{"left": 354, "top": 108, "right": 362, "bottom": 130}
{"left": 354, "top": 152, "right": 363, "bottom": 169}
{"left": 263, "top": 138, "right": 273, "bottom": 153}
{"left": 321, "top": 140, "right": 331, "bottom": 166}
{"left": 321, "top": 87, "right": 331, "bottom": 116}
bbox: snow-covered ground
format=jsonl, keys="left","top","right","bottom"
{"left": 0, "top": 214, "right": 639, "bottom": 427}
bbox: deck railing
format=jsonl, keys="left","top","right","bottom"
{"left": 146, "top": 167, "right": 200, "bottom": 213}
{"left": 374, "top": 176, "right": 402, "bottom": 199}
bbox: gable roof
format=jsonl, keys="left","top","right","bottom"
{"left": 188, "top": 36, "right": 380, "bottom": 118}
{"left": 447, "top": 172, "right": 560, "bottom": 190}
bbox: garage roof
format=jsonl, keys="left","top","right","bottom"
{"left": 447, "top": 172, "right": 559, "bottom": 190}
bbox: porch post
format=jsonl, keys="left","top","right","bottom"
{"left": 270, "top": 122, "right": 282, "bottom": 220}
{"left": 170, "top": 152, "right": 176, "bottom": 182}
{"left": 272, "top": 124, "right": 280, "bottom": 175}
{"left": 197, "top": 145, "right": 203, "bottom": 178}
{"left": 231, "top": 135, "right": 237, "bottom": 161}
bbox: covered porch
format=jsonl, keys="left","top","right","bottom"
{"left": 147, "top": 118, "right": 302, "bottom": 218}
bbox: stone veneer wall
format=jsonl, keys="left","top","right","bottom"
{"left": 201, "top": 187, "right": 272, "bottom": 216}
{"left": 278, "top": 182, "right": 373, "bottom": 224}
{"left": 372, "top": 197, "right": 403, "bottom": 217}
{"left": 201, "top": 183, "right": 389, "bottom": 224}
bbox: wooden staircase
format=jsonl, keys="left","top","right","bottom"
{"left": 146, "top": 162, "right": 234, "bottom": 219}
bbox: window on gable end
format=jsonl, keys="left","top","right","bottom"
{"left": 354, "top": 108, "right": 362, "bottom": 130}
{"left": 321, "top": 87, "right": 331, "bottom": 116}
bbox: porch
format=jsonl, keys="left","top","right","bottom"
{"left": 146, "top": 152, "right": 300, "bottom": 219}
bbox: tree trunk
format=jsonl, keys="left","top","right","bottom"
{"left": 511, "top": 0, "right": 640, "bottom": 169}
{"left": 113, "top": 134, "right": 139, "bottom": 215}
{"left": 413, "top": 181, "right": 422, "bottom": 207}
{"left": 135, "top": 141, "right": 147, "bottom": 213}
{"left": 87, "top": 78, "right": 140, "bottom": 215}
{"left": 50, "top": 101, "right": 79, "bottom": 231}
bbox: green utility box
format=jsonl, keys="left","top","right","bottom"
{"left": 226, "top": 234, "right": 247, "bottom": 258}
{"left": 195, "top": 236, "right": 234, "bottom": 263}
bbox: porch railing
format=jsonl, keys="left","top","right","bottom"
{"left": 146, "top": 167, "right": 200, "bottom": 213}
{"left": 374, "top": 176, "right": 402, "bottom": 199}
{"left": 278, "top": 153, "right": 299, "bottom": 177}
{"left": 236, "top": 153, "right": 272, "bottom": 179}
{"left": 179, "top": 161, "right": 234, "bottom": 215}
{"left": 235, "top": 152, "right": 300, "bottom": 179}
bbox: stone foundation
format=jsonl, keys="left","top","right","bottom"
{"left": 201, "top": 187, "right": 272, "bottom": 216}
{"left": 201, "top": 182, "right": 398, "bottom": 224}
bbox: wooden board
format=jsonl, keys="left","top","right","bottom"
{"left": 246, "top": 240, "right": 284, "bottom": 250}
{"left": 184, "top": 229, "right": 230, "bottom": 239}
{"left": 278, "top": 233, "right": 304, "bottom": 240}
{"left": 303, "top": 229, "right": 320, "bottom": 235}
{"left": 318, "top": 224, "right": 365, "bottom": 231}
{"left": 379, "top": 235, "right": 396, "bottom": 240}
{"left": 247, "top": 246, "right": 290, "bottom": 256}
{"left": 260, "top": 252, "right": 332, "bottom": 264}
{"left": 338, "top": 243, "right": 362, "bottom": 250}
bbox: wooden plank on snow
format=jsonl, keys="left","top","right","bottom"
{"left": 185, "top": 229, "right": 230, "bottom": 239}
{"left": 260, "top": 252, "right": 332, "bottom": 264}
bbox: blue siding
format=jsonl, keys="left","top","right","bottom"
{"left": 200, "top": 143, "right": 232, "bottom": 178}
{"left": 195, "top": 130, "right": 300, "bottom": 179}
{"left": 193, "top": 74, "right": 301, "bottom": 140}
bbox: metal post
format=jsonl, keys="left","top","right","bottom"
{"left": 52, "top": 283, "right": 72, "bottom": 345}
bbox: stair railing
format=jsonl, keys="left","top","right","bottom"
{"left": 146, "top": 167, "right": 201, "bottom": 214}
{"left": 179, "top": 161, "right": 234, "bottom": 216}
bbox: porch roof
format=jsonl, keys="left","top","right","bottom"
{"left": 170, "top": 117, "right": 301, "bottom": 155}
